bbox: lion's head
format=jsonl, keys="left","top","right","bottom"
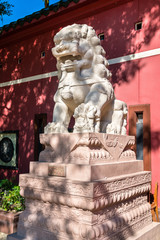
{"left": 52, "top": 24, "right": 112, "bottom": 83}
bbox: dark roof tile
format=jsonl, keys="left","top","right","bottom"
{"left": 0, "top": 0, "right": 80, "bottom": 35}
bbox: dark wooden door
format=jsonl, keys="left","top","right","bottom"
{"left": 34, "top": 114, "right": 47, "bottom": 161}
{"left": 129, "top": 104, "right": 151, "bottom": 171}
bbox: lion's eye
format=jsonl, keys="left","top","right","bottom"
{"left": 54, "top": 39, "right": 60, "bottom": 46}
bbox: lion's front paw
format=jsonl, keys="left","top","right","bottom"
{"left": 73, "top": 103, "right": 101, "bottom": 133}
{"left": 106, "top": 123, "right": 121, "bottom": 135}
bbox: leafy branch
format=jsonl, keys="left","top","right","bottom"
{"left": 0, "top": 1, "right": 14, "bottom": 23}
{"left": 0, "top": 179, "right": 25, "bottom": 212}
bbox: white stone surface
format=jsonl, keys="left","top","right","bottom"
{"left": 0, "top": 232, "right": 7, "bottom": 240}
{"left": 45, "top": 24, "right": 127, "bottom": 134}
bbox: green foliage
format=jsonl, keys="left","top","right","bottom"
{"left": 0, "top": 179, "right": 14, "bottom": 190}
{"left": 0, "top": 0, "right": 13, "bottom": 22}
{"left": 0, "top": 179, "right": 25, "bottom": 212}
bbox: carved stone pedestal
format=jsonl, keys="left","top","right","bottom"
{"left": 7, "top": 133, "right": 160, "bottom": 240}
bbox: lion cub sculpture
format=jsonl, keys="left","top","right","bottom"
{"left": 45, "top": 24, "right": 127, "bottom": 135}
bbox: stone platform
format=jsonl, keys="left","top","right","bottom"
{"left": 7, "top": 133, "right": 160, "bottom": 240}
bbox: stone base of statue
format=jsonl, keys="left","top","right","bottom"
{"left": 7, "top": 133, "right": 160, "bottom": 240}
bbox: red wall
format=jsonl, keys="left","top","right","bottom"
{"left": 0, "top": 0, "right": 160, "bottom": 205}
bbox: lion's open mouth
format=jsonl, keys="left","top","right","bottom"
{"left": 60, "top": 55, "right": 82, "bottom": 68}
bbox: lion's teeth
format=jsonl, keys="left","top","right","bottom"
{"left": 65, "top": 60, "right": 72, "bottom": 64}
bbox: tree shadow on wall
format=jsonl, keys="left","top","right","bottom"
{"left": 0, "top": 77, "right": 57, "bottom": 181}
{"left": 83, "top": 0, "right": 160, "bottom": 86}
{"left": 151, "top": 131, "right": 160, "bottom": 151}
{"left": 0, "top": 168, "right": 18, "bottom": 182}
{"left": 0, "top": 31, "right": 57, "bottom": 180}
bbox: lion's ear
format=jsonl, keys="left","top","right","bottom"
{"left": 90, "top": 36, "right": 100, "bottom": 46}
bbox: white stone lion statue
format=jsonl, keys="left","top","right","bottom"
{"left": 45, "top": 24, "right": 127, "bottom": 134}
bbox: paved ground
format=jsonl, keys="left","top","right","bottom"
{"left": 0, "top": 232, "right": 7, "bottom": 240}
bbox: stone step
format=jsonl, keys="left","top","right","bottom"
{"left": 30, "top": 160, "right": 143, "bottom": 181}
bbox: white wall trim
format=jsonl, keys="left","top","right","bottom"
{"left": 0, "top": 71, "right": 58, "bottom": 88}
{"left": 1, "top": 48, "right": 160, "bottom": 88}
{"left": 108, "top": 48, "right": 160, "bottom": 65}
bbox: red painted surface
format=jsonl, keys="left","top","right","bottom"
{"left": 0, "top": 0, "right": 160, "bottom": 205}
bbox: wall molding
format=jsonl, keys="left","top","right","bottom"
{"left": 108, "top": 48, "right": 160, "bottom": 65}
{"left": 1, "top": 48, "right": 160, "bottom": 88}
{"left": 0, "top": 71, "right": 58, "bottom": 88}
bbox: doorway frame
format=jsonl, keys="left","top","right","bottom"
{"left": 129, "top": 104, "right": 151, "bottom": 171}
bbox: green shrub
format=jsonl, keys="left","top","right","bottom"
{"left": 0, "top": 179, "right": 25, "bottom": 212}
